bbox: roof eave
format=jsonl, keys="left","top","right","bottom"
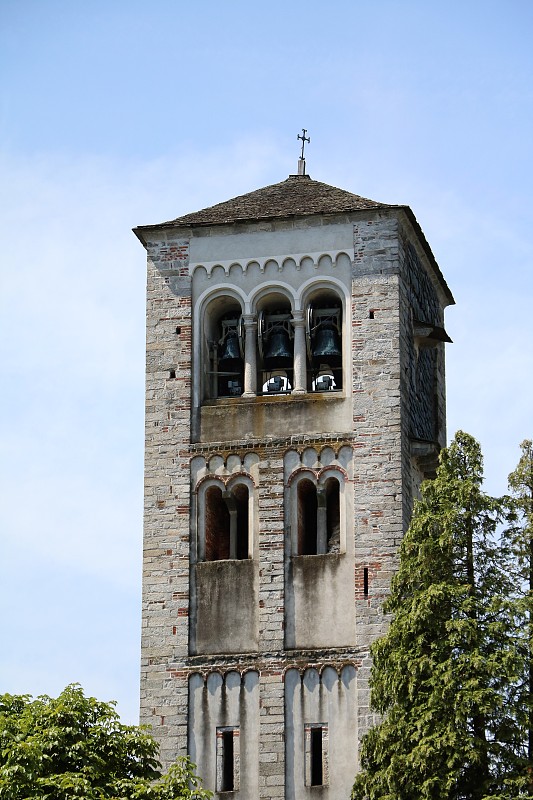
{"left": 133, "top": 204, "right": 455, "bottom": 306}
{"left": 392, "top": 205, "right": 455, "bottom": 307}
{"left": 133, "top": 205, "right": 389, "bottom": 236}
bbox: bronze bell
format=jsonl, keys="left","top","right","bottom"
{"left": 264, "top": 328, "right": 293, "bottom": 368}
{"left": 218, "top": 330, "right": 242, "bottom": 369}
{"left": 312, "top": 322, "right": 342, "bottom": 366}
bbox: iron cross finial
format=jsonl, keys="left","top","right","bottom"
{"left": 297, "top": 128, "right": 310, "bottom": 160}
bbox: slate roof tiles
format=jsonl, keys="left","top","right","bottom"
{"left": 139, "top": 174, "right": 391, "bottom": 230}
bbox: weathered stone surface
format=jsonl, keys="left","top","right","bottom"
{"left": 136, "top": 179, "right": 453, "bottom": 798}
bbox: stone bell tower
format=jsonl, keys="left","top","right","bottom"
{"left": 134, "top": 164, "right": 453, "bottom": 799}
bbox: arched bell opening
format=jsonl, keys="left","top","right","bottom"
{"left": 305, "top": 290, "right": 343, "bottom": 393}
{"left": 257, "top": 294, "right": 294, "bottom": 395}
{"left": 203, "top": 296, "right": 244, "bottom": 399}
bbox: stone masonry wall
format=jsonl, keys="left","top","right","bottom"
{"left": 140, "top": 235, "right": 192, "bottom": 765}
{"left": 351, "top": 214, "right": 405, "bottom": 747}
{"left": 139, "top": 208, "right": 449, "bottom": 796}
{"left": 397, "top": 217, "right": 449, "bottom": 525}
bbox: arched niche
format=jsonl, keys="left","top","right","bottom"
{"left": 303, "top": 283, "right": 344, "bottom": 393}
{"left": 202, "top": 293, "right": 244, "bottom": 400}
{"left": 254, "top": 288, "right": 295, "bottom": 395}
{"left": 290, "top": 469, "right": 345, "bottom": 556}
{"left": 197, "top": 477, "right": 253, "bottom": 562}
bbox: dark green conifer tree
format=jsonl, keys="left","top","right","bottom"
{"left": 353, "top": 432, "right": 521, "bottom": 800}
{"left": 503, "top": 439, "right": 533, "bottom": 796}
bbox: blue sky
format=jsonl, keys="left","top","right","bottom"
{"left": 0, "top": 0, "right": 532, "bottom": 723}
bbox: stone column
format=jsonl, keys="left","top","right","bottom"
{"left": 223, "top": 491, "right": 238, "bottom": 559}
{"left": 242, "top": 314, "right": 257, "bottom": 397}
{"left": 316, "top": 486, "right": 327, "bottom": 554}
{"left": 291, "top": 311, "right": 307, "bottom": 394}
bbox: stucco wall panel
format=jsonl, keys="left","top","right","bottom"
{"left": 285, "top": 665, "right": 358, "bottom": 800}
{"left": 193, "top": 560, "right": 258, "bottom": 654}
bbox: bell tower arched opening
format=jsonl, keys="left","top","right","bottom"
{"left": 305, "top": 288, "right": 343, "bottom": 393}
{"left": 256, "top": 292, "right": 294, "bottom": 395}
{"left": 203, "top": 295, "right": 244, "bottom": 400}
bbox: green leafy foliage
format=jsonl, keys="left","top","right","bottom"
{"left": 353, "top": 432, "right": 531, "bottom": 800}
{"left": 0, "top": 684, "right": 211, "bottom": 800}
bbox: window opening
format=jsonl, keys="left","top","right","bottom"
{"left": 310, "top": 727, "right": 323, "bottom": 786}
{"left": 204, "top": 486, "right": 230, "bottom": 561}
{"left": 216, "top": 727, "right": 239, "bottom": 792}
{"left": 305, "top": 724, "right": 328, "bottom": 787}
{"left": 258, "top": 308, "right": 293, "bottom": 394}
{"left": 233, "top": 484, "right": 250, "bottom": 559}
{"left": 325, "top": 477, "right": 340, "bottom": 553}
{"left": 312, "top": 372, "right": 336, "bottom": 392}
{"left": 297, "top": 479, "right": 318, "bottom": 555}
{"left": 221, "top": 729, "right": 234, "bottom": 791}
{"left": 204, "top": 484, "right": 250, "bottom": 561}
{"left": 262, "top": 374, "right": 292, "bottom": 394}
{"left": 363, "top": 567, "right": 369, "bottom": 597}
{"left": 306, "top": 303, "right": 342, "bottom": 392}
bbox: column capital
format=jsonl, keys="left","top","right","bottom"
{"left": 291, "top": 310, "right": 306, "bottom": 327}
{"left": 242, "top": 313, "right": 257, "bottom": 329}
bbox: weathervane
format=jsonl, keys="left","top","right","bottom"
{"left": 296, "top": 128, "right": 310, "bottom": 175}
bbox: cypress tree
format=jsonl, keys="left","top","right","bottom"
{"left": 353, "top": 432, "right": 520, "bottom": 800}
{"left": 503, "top": 439, "right": 533, "bottom": 796}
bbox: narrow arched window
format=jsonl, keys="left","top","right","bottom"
{"left": 205, "top": 485, "right": 230, "bottom": 561}
{"left": 325, "top": 477, "right": 340, "bottom": 553}
{"left": 297, "top": 479, "right": 318, "bottom": 555}
{"left": 232, "top": 483, "right": 250, "bottom": 559}
{"left": 203, "top": 482, "right": 250, "bottom": 561}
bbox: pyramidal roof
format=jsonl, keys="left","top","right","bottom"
{"left": 136, "top": 174, "right": 392, "bottom": 231}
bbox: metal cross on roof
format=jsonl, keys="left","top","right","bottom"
{"left": 297, "top": 128, "right": 310, "bottom": 160}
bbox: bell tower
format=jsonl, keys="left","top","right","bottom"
{"left": 134, "top": 167, "right": 453, "bottom": 799}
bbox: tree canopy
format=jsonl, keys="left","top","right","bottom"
{"left": 353, "top": 432, "right": 532, "bottom": 800}
{"left": 0, "top": 684, "right": 211, "bottom": 800}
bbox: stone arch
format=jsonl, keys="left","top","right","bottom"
{"left": 289, "top": 466, "right": 347, "bottom": 556}
{"left": 298, "top": 277, "right": 347, "bottom": 393}
{"left": 202, "top": 479, "right": 230, "bottom": 561}
{"left": 320, "top": 474, "right": 341, "bottom": 554}
{"left": 296, "top": 476, "right": 319, "bottom": 556}
{"left": 197, "top": 475, "right": 254, "bottom": 562}
{"left": 250, "top": 284, "right": 297, "bottom": 395}
{"left": 250, "top": 282, "right": 296, "bottom": 313}
{"left": 193, "top": 285, "right": 247, "bottom": 405}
